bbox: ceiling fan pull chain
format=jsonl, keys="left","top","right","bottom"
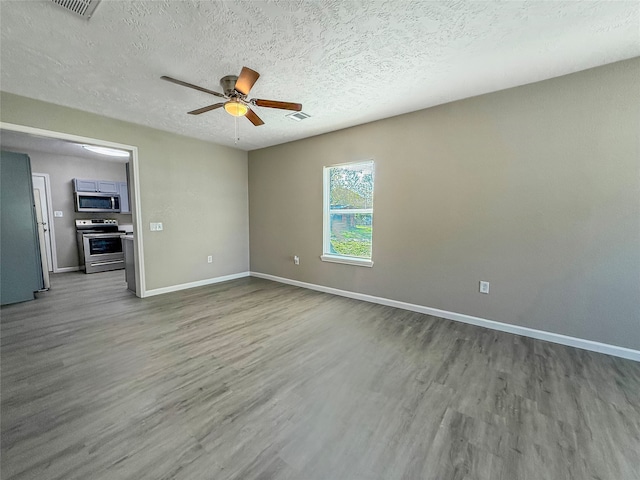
{"left": 234, "top": 116, "right": 239, "bottom": 145}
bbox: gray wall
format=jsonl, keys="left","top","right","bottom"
{"left": 248, "top": 58, "right": 640, "bottom": 350}
{"left": 1, "top": 92, "right": 249, "bottom": 291}
{"left": 26, "top": 149, "right": 131, "bottom": 269}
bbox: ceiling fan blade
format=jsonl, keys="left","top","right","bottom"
{"left": 234, "top": 67, "right": 260, "bottom": 95}
{"left": 161, "top": 76, "right": 226, "bottom": 99}
{"left": 253, "top": 99, "right": 302, "bottom": 111}
{"left": 245, "top": 108, "right": 265, "bottom": 126}
{"left": 187, "top": 103, "right": 225, "bottom": 115}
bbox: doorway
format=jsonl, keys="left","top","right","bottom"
{"left": 0, "top": 122, "right": 145, "bottom": 297}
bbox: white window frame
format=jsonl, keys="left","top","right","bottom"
{"left": 321, "top": 160, "right": 374, "bottom": 267}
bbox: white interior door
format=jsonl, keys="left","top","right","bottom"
{"left": 33, "top": 189, "right": 51, "bottom": 289}
{"left": 32, "top": 174, "right": 54, "bottom": 272}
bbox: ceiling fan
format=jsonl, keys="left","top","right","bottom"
{"left": 161, "top": 67, "right": 302, "bottom": 126}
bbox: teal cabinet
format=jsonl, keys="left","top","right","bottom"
{"left": 1, "top": 151, "right": 44, "bottom": 304}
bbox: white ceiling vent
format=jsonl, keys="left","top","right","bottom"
{"left": 50, "top": 0, "right": 101, "bottom": 19}
{"left": 286, "top": 111, "right": 311, "bottom": 122}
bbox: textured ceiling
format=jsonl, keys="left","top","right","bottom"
{"left": 1, "top": 1, "right": 639, "bottom": 151}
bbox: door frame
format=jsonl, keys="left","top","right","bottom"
{"left": 32, "top": 172, "right": 58, "bottom": 272}
{"left": 1, "top": 122, "right": 146, "bottom": 298}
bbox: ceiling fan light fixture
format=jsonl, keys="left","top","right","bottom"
{"left": 224, "top": 100, "right": 248, "bottom": 117}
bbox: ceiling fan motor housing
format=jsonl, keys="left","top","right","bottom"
{"left": 220, "top": 75, "right": 240, "bottom": 97}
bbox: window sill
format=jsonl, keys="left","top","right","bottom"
{"left": 320, "top": 254, "right": 374, "bottom": 268}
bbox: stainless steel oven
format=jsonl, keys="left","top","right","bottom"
{"left": 76, "top": 219, "right": 124, "bottom": 273}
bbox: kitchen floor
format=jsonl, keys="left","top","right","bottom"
{"left": 1, "top": 271, "right": 639, "bottom": 479}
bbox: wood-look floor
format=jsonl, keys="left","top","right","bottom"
{"left": 1, "top": 272, "right": 639, "bottom": 480}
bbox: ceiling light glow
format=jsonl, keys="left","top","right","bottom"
{"left": 224, "top": 100, "right": 248, "bottom": 117}
{"left": 82, "top": 145, "right": 130, "bottom": 157}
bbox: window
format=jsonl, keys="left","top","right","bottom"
{"left": 322, "top": 160, "right": 374, "bottom": 267}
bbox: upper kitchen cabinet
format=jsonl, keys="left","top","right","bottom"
{"left": 118, "top": 182, "right": 130, "bottom": 214}
{"left": 73, "top": 178, "right": 119, "bottom": 193}
{"left": 74, "top": 178, "right": 99, "bottom": 192}
{"left": 97, "top": 181, "right": 118, "bottom": 193}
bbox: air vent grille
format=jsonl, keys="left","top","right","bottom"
{"left": 286, "top": 111, "right": 311, "bottom": 121}
{"left": 50, "top": 0, "right": 101, "bottom": 19}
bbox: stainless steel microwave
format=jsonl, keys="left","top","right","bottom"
{"left": 74, "top": 192, "right": 121, "bottom": 213}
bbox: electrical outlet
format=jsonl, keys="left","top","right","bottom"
{"left": 54, "top": 211, "right": 63, "bottom": 217}
{"left": 294, "top": 255, "right": 300, "bottom": 265}
{"left": 150, "top": 222, "right": 163, "bottom": 231}
{"left": 479, "top": 281, "right": 490, "bottom": 294}
{"left": 207, "top": 256, "right": 213, "bottom": 263}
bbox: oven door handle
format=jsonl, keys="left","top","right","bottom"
{"left": 82, "top": 233, "right": 121, "bottom": 239}
{"left": 90, "top": 260, "right": 125, "bottom": 267}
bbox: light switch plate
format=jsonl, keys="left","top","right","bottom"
{"left": 150, "top": 222, "right": 163, "bottom": 231}
{"left": 54, "top": 211, "right": 63, "bottom": 217}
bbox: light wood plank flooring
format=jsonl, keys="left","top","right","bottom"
{"left": 1, "top": 271, "right": 639, "bottom": 479}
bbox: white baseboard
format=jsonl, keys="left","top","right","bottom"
{"left": 55, "top": 266, "right": 81, "bottom": 273}
{"left": 143, "top": 271, "right": 250, "bottom": 297}
{"left": 250, "top": 272, "right": 640, "bottom": 362}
